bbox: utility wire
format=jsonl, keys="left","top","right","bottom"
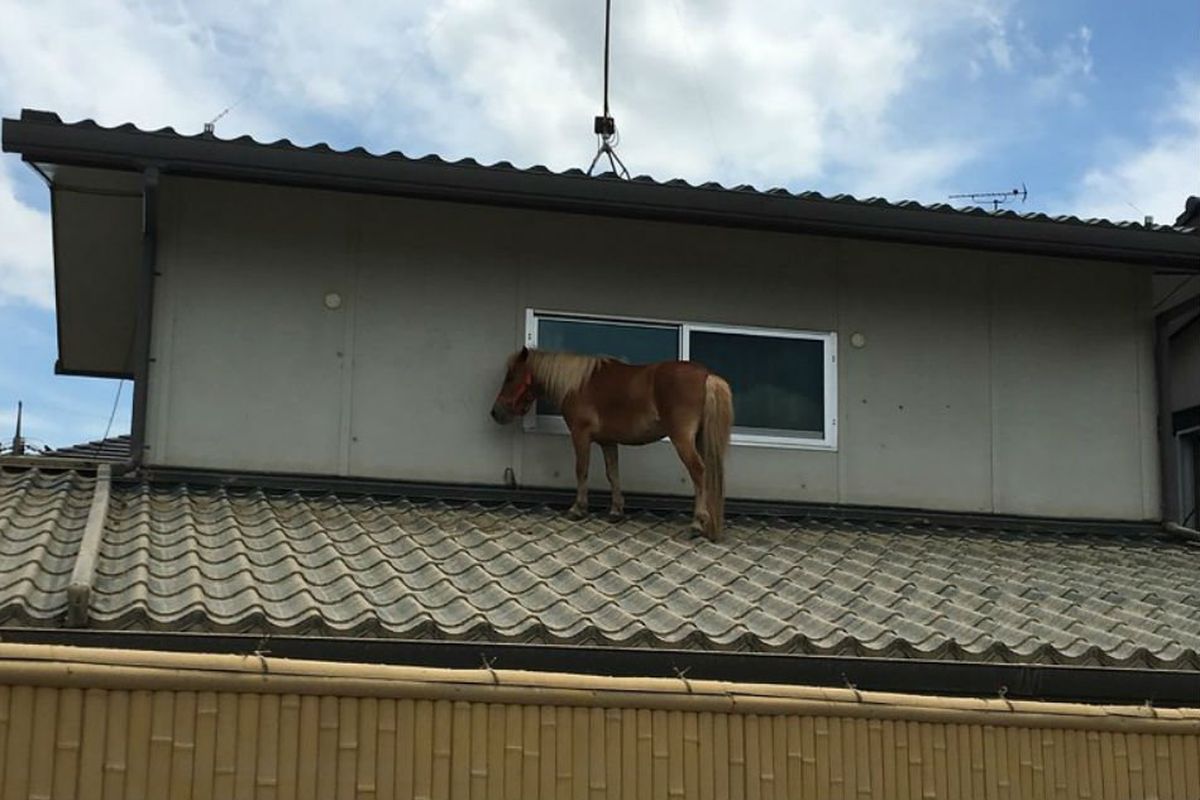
{"left": 102, "top": 380, "right": 126, "bottom": 443}
{"left": 362, "top": 8, "right": 453, "bottom": 134}
{"left": 95, "top": 324, "right": 137, "bottom": 445}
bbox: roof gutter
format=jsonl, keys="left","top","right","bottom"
{"left": 1, "top": 628, "right": 1196, "bottom": 707}
{"left": 5, "top": 110, "right": 1200, "bottom": 269}
{"left": 2, "top": 643, "right": 1197, "bottom": 732}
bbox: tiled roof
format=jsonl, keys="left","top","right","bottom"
{"left": 9, "top": 111, "right": 1199, "bottom": 238}
{"left": 42, "top": 435, "right": 131, "bottom": 462}
{"left": 2, "top": 466, "right": 1199, "bottom": 670}
{"left": 0, "top": 469, "right": 95, "bottom": 624}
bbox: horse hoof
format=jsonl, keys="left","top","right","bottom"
{"left": 607, "top": 510, "right": 625, "bottom": 522}
{"left": 566, "top": 506, "right": 587, "bottom": 520}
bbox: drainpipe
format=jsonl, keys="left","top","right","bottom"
{"left": 1155, "top": 313, "right": 1176, "bottom": 522}
{"left": 1165, "top": 521, "right": 1200, "bottom": 542}
{"left": 115, "top": 166, "right": 160, "bottom": 476}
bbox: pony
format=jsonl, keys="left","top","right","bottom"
{"left": 490, "top": 347, "right": 733, "bottom": 540}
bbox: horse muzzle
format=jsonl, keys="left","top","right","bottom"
{"left": 490, "top": 402, "right": 515, "bottom": 424}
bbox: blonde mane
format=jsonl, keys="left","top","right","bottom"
{"left": 525, "top": 349, "right": 612, "bottom": 405}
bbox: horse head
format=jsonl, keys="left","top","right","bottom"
{"left": 490, "top": 347, "right": 536, "bottom": 424}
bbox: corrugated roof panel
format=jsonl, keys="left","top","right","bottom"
{"left": 6, "top": 110, "right": 1199, "bottom": 240}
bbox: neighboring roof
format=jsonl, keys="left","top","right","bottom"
{"left": 42, "top": 434, "right": 131, "bottom": 462}
{"left": 3, "top": 467, "right": 1198, "bottom": 671}
{"left": 1177, "top": 195, "right": 1200, "bottom": 228}
{"left": 4, "top": 109, "right": 1200, "bottom": 269}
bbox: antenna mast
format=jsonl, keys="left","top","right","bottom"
{"left": 587, "top": 0, "right": 630, "bottom": 179}
{"left": 10, "top": 401, "right": 24, "bottom": 457}
{"left": 948, "top": 183, "right": 1028, "bottom": 212}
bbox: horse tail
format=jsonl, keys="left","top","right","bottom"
{"left": 700, "top": 373, "right": 733, "bottom": 540}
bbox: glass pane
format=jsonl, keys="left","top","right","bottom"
{"left": 689, "top": 330, "right": 825, "bottom": 437}
{"left": 535, "top": 317, "right": 679, "bottom": 414}
{"left": 537, "top": 318, "right": 678, "bottom": 363}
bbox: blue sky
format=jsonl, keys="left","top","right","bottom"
{"left": 1, "top": 0, "right": 1198, "bottom": 449}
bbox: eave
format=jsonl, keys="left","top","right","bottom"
{"left": 5, "top": 109, "right": 1200, "bottom": 270}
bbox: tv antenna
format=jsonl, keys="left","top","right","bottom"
{"left": 948, "top": 183, "right": 1028, "bottom": 211}
{"left": 587, "top": 0, "right": 630, "bottom": 179}
{"left": 203, "top": 82, "right": 255, "bottom": 136}
{"left": 203, "top": 103, "right": 238, "bottom": 136}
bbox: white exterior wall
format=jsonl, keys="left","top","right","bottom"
{"left": 146, "top": 177, "right": 1160, "bottom": 520}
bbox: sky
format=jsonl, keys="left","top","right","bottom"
{"left": 1, "top": 0, "right": 1198, "bottom": 450}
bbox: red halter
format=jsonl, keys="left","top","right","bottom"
{"left": 503, "top": 369, "right": 536, "bottom": 415}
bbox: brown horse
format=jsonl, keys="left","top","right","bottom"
{"left": 490, "top": 347, "right": 734, "bottom": 540}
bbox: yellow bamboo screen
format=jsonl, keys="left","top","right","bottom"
{"left": 0, "top": 645, "right": 1197, "bottom": 799}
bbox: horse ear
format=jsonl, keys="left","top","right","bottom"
{"left": 518, "top": 346, "right": 529, "bottom": 361}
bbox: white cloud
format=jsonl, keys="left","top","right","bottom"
{"left": 965, "top": 4, "right": 1016, "bottom": 76}
{"left": 0, "top": 1, "right": 240, "bottom": 133}
{"left": 1, "top": 0, "right": 1182, "bottom": 313}
{"left": 1069, "top": 79, "right": 1200, "bottom": 224}
{"left": 0, "top": 0, "right": 260, "bottom": 308}
{"left": 0, "top": 165, "right": 53, "bottom": 308}
{"left": 1031, "top": 25, "right": 1094, "bottom": 108}
{"left": 965, "top": 17, "right": 1095, "bottom": 110}
{"left": 402, "top": 0, "right": 1019, "bottom": 196}
{"left": 842, "top": 142, "right": 980, "bottom": 205}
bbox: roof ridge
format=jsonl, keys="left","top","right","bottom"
{"left": 125, "top": 465, "right": 1166, "bottom": 537}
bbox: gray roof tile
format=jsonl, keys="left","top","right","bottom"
{"left": 2, "top": 467, "right": 1200, "bottom": 668}
{"left": 0, "top": 469, "right": 94, "bottom": 624}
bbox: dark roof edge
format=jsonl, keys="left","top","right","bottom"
{"left": 134, "top": 464, "right": 1162, "bottom": 536}
{"left": 54, "top": 359, "right": 133, "bottom": 380}
{"left": 1, "top": 628, "right": 1195, "bottom": 706}
{"left": 1176, "top": 195, "right": 1200, "bottom": 228}
{"left": 5, "top": 110, "right": 1199, "bottom": 270}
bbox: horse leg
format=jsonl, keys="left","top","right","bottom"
{"left": 667, "top": 428, "right": 708, "bottom": 536}
{"left": 602, "top": 444, "right": 624, "bottom": 520}
{"left": 567, "top": 427, "right": 592, "bottom": 519}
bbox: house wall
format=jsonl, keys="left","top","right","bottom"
{"left": 146, "top": 177, "right": 1159, "bottom": 519}
{"left": 1, "top": 645, "right": 1197, "bottom": 800}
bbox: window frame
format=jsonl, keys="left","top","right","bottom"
{"left": 523, "top": 308, "right": 838, "bottom": 451}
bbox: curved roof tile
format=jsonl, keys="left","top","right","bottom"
{"left": 1, "top": 467, "right": 1198, "bottom": 670}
